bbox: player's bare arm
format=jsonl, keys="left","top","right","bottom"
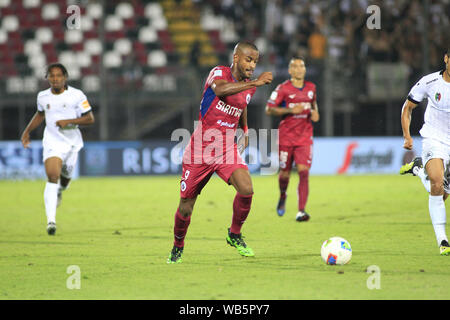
{"left": 56, "top": 111, "right": 95, "bottom": 129}
{"left": 401, "top": 99, "right": 418, "bottom": 150}
{"left": 212, "top": 72, "right": 273, "bottom": 98}
{"left": 265, "top": 103, "right": 304, "bottom": 116}
{"left": 238, "top": 108, "right": 249, "bottom": 153}
{"left": 21, "top": 111, "right": 45, "bottom": 148}
{"left": 310, "top": 101, "right": 320, "bottom": 122}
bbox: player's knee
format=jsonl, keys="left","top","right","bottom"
{"left": 429, "top": 176, "right": 444, "bottom": 188}
{"left": 47, "top": 174, "right": 59, "bottom": 183}
{"left": 239, "top": 185, "right": 254, "bottom": 196}
{"left": 178, "top": 202, "right": 194, "bottom": 217}
{"left": 429, "top": 179, "right": 444, "bottom": 195}
{"left": 279, "top": 170, "right": 290, "bottom": 179}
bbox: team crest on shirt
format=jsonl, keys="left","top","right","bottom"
{"left": 246, "top": 94, "right": 251, "bottom": 104}
{"left": 307, "top": 91, "right": 314, "bottom": 99}
{"left": 435, "top": 92, "right": 441, "bottom": 102}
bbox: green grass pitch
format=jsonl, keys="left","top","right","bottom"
{"left": 1, "top": 174, "right": 449, "bottom": 300}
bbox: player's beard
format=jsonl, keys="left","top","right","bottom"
{"left": 238, "top": 64, "right": 253, "bottom": 80}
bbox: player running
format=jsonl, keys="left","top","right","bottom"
{"left": 400, "top": 156, "right": 450, "bottom": 202}
{"left": 265, "top": 56, "right": 319, "bottom": 222}
{"left": 167, "top": 42, "right": 273, "bottom": 263}
{"left": 400, "top": 47, "right": 450, "bottom": 255}
{"left": 20, "top": 63, "right": 95, "bottom": 235}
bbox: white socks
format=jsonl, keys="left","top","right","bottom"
{"left": 414, "top": 167, "right": 431, "bottom": 193}
{"left": 428, "top": 195, "right": 448, "bottom": 245}
{"left": 44, "top": 182, "right": 59, "bottom": 224}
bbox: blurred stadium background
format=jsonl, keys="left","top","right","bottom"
{"left": 0, "top": 0, "right": 449, "bottom": 178}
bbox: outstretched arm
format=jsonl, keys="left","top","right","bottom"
{"left": 212, "top": 72, "right": 273, "bottom": 97}
{"left": 401, "top": 99, "right": 418, "bottom": 150}
{"left": 21, "top": 111, "right": 45, "bottom": 148}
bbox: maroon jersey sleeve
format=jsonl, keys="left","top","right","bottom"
{"left": 206, "top": 66, "right": 229, "bottom": 87}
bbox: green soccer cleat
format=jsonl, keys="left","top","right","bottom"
{"left": 167, "top": 246, "right": 183, "bottom": 264}
{"left": 440, "top": 240, "right": 450, "bottom": 256}
{"left": 226, "top": 228, "right": 254, "bottom": 257}
{"left": 399, "top": 157, "right": 423, "bottom": 176}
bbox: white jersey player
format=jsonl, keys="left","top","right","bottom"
{"left": 21, "top": 63, "right": 95, "bottom": 235}
{"left": 400, "top": 48, "right": 450, "bottom": 255}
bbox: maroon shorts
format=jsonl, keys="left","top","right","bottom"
{"left": 279, "top": 144, "right": 313, "bottom": 172}
{"left": 180, "top": 161, "right": 248, "bottom": 199}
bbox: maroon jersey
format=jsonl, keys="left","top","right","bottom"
{"left": 267, "top": 80, "right": 316, "bottom": 146}
{"left": 183, "top": 66, "right": 256, "bottom": 164}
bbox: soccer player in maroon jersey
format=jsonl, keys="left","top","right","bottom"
{"left": 265, "top": 56, "right": 319, "bottom": 222}
{"left": 167, "top": 42, "right": 273, "bottom": 263}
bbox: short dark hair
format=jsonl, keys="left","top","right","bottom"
{"left": 234, "top": 41, "right": 258, "bottom": 55}
{"left": 291, "top": 55, "right": 306, "bottom": 62}
{"left": 45, "top": 63, "right": 68, "bottom": 78}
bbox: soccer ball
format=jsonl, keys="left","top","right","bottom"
{"left": 321, "top": 237, "right": 352, "bottom": 265}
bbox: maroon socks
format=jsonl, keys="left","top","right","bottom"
{"left": 230, "top": 193, "right": 253, "bottom": 234}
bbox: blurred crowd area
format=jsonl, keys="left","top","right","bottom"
{"left": 1, "top": 0, "right": 449, "bottom": 140}
{"left": 205, "top": 0, "right": 450, "bottom": 83}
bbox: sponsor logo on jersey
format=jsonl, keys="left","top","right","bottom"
{"left": 289, "top": 94, "right": 296, "bottom": 99}
{"left": 216, "top": 120, "right": 236, "bottom": 128}
{"left": 308, "top": 90, "right": 314, "bottom": 99}
{"left": 180, "top": 181, "right": 187, "bottom": 192}
{"left": 246, "top": 94, "right": 251, "bottom": 104}
{"left": 435, "top": 92, "right": 441, "bottom": 102}
{"left": 215, "top": 100, "right": 243, "bottom": 118}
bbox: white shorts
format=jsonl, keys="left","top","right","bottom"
{"left": 43, "top": 146, "right": 79, "bottom": 179}
{"left": 422, "top": 138, "right": 450, "bottom": 169}
{"left": 422, "top": 138, "right": 450, "bottom": 194}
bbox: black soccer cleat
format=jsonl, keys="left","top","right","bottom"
{"left": 47, "top": 222, "right": 56, "bottom": 235}
{"left": 399, "top": 157, "right": 423, "bottom": 176}
{"left": 167, "top": 246, "right": 183, "bottom": 264}
{"left": 295, "top": 211, "right": 310, "bottom": 222}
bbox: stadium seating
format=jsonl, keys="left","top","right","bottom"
{"left": 0, "top": 0, "right": 230, "bottom": 91}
